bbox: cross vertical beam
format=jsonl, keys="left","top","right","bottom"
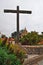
{"left": 17, "top": 6, "right": 19, "bottom": 42}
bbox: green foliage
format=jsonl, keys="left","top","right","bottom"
{"left": 19, "top": 31, "right": 40, "bottom": 45}
{"left": 9, "top": 44, "right": 26, "bottom": 63}
{"left": 0, "top": 38, "right": 26, "bottom": 64}
{"left": 0, "top": 37, "right": 26, "bottom": 65}
{"left": 0, "top": 46, "right": 22, "bottom": 65}
{"left": 0, "top": 38, "right": 2, "bottom": 46}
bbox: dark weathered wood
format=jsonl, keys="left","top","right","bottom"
{"left": 4, "top": 10, "right": 32, "bottom": 14}
{"left": 17, "top": 6, "right": 19, "bottom": 42}
{"left": 4, "top": 6, "right": 32, "bottom": 43}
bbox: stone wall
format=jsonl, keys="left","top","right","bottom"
{"left": 22, "top": 45, "right": 43, "bottom": 54}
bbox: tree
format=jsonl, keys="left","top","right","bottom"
{"left": 19, "top": 31, "right": 39, "bottom": 45}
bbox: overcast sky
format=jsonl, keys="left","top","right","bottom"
{"left": 0, "top": 0, "right": 43, "bottom": 37}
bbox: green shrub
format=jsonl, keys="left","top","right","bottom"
{"left": 0, "top": 47, "right": 22, "bottom": 65}
{"left": 6, "top": 43, "right": 26, "bottom": 64}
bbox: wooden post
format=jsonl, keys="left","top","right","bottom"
{"left": 17, "top": 6, "right": 19, "bottom": 42}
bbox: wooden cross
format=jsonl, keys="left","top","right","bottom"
{"left": 4, "top": 6, "right": 32, "bottom": 42}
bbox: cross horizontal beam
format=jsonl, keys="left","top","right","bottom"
{"left": 4, "top": 9, "right": 32, "bottom": 14}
